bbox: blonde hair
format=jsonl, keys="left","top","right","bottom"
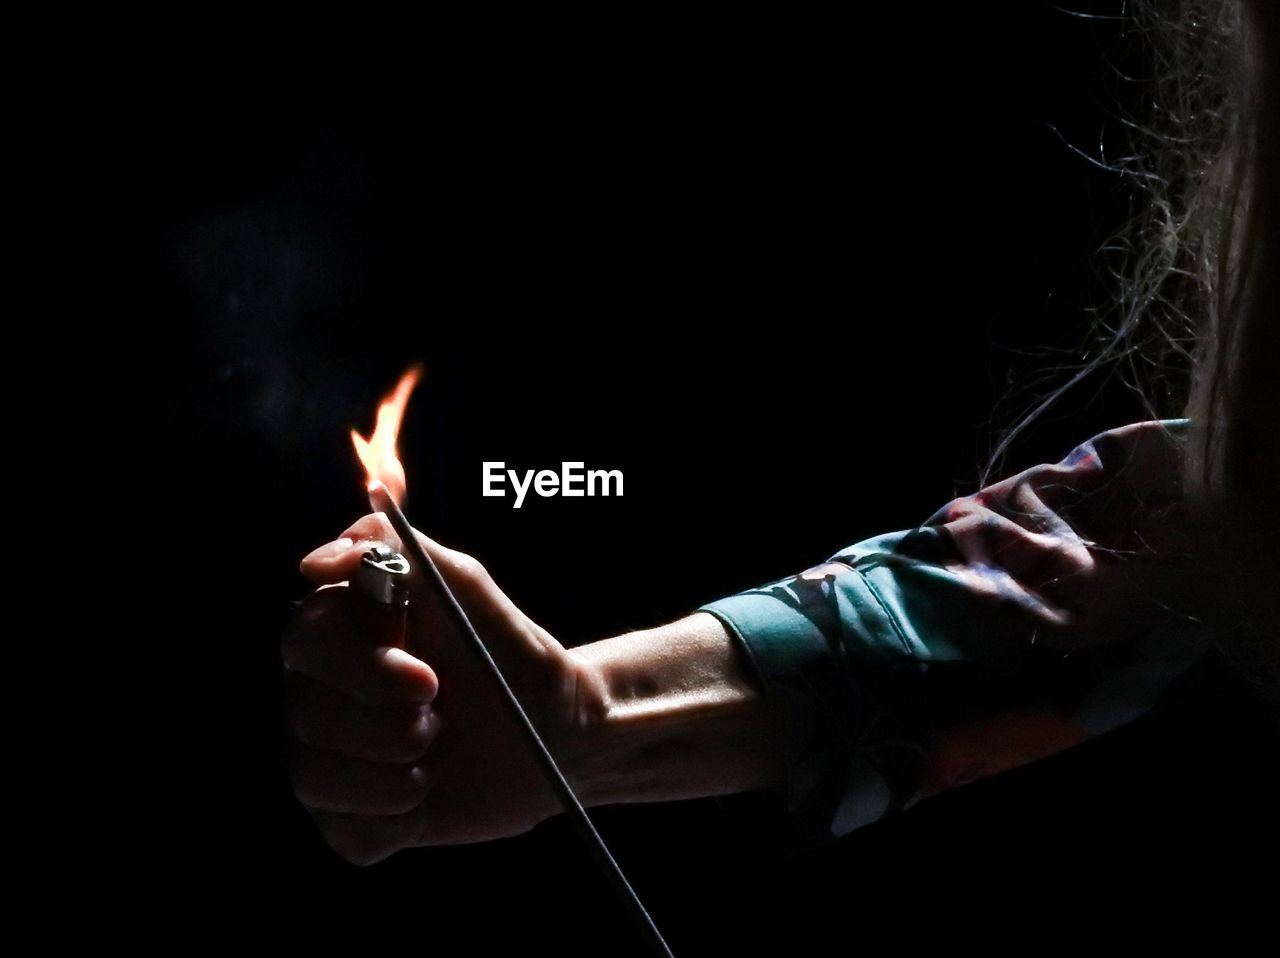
{"left": 990, "top": 1, "right": 1279, "bottom": 707}
{"left": 1180, "top": 0, "right": 1280, "bottom": 707}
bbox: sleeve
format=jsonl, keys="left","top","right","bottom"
{"left": 697, "top": 419, "right": 1213, "bottom": 850}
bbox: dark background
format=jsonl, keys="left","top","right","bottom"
{"left": 129, "top": 4, "right": 1275, "bottom": 951}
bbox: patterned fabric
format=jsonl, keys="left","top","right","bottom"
{"left": 698, "top": 419, "right": 1214, "bottom": 848}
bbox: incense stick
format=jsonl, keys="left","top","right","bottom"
{"left": 368, "top": 481, "right": 675, "bottom": 958}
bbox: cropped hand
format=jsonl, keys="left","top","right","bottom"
{"left": 282, "top": 513, "right": 596, "bottom": 864}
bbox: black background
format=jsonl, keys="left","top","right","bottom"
{"left": 129, "top": 4, "right": 1276, "bottom": 951}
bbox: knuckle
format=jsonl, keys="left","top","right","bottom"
{"left": 451, "top": 552, "right": 488, "bottom": 589}
{"left": 385, "top": 709, "right": 437, "bottom": 763}
{"left": 384, "top": 765, "right": 431, "bottom": 815}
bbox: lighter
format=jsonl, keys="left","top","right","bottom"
{"left": 353, "top": 545, "right": 410, "bottom": 648}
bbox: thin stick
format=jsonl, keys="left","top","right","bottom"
{"left": 368, "top": 482, "right": 675, "bottom": 958}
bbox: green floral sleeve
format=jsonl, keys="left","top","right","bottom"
{"left": 699, "top": 420, "right": 1210, "bottom": 848}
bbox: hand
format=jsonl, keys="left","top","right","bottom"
{"left": 282, "top": 512, "right": 598, "bottom": 865}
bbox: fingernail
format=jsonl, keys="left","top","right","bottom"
{"left": 302, "top": 537, "right": 356, "bottom": 564}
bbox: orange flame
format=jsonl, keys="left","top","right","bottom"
{"left": 351, "top": 364, "right": 423, "bottom": 503}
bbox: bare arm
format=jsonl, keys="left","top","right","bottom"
{"left": 284, "top": 516, "right": 818, "bottom": 864}
{"left": 565, "top": 613, "right": 820, "bottom": 806}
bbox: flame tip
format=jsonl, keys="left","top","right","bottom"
{"left": 351, "top": 364, "right": 421, "bottom": 505}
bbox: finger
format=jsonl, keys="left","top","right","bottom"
{"left": 291, "top": 743, "right": 432, "bottom": 816}
{"left": 310, "top": 810, "right": 422, "bottom": 867}
{"left": 305, "top": 518, "right": 560, "bottom": 675}
{"left": 289, "top": 680, "right": 440, "bottom": 763}
{"left": 300, "top": 513, "right": 401, "bottom": 585}
{"left": 312, "top": 514, "right": 521, "bottom": 638}
{"left": 309, "top": 514, "right": 503, "bottom": 617}
{"left": 282, "top": 590, "right": 438, "bottom": 706}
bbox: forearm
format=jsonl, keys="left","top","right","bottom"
{"left": 563, "top": 613, "right": 820, "bottom": 807}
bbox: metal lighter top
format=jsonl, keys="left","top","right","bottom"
{"left": 354, "top": 546, "right": 410, "bottom": 606}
